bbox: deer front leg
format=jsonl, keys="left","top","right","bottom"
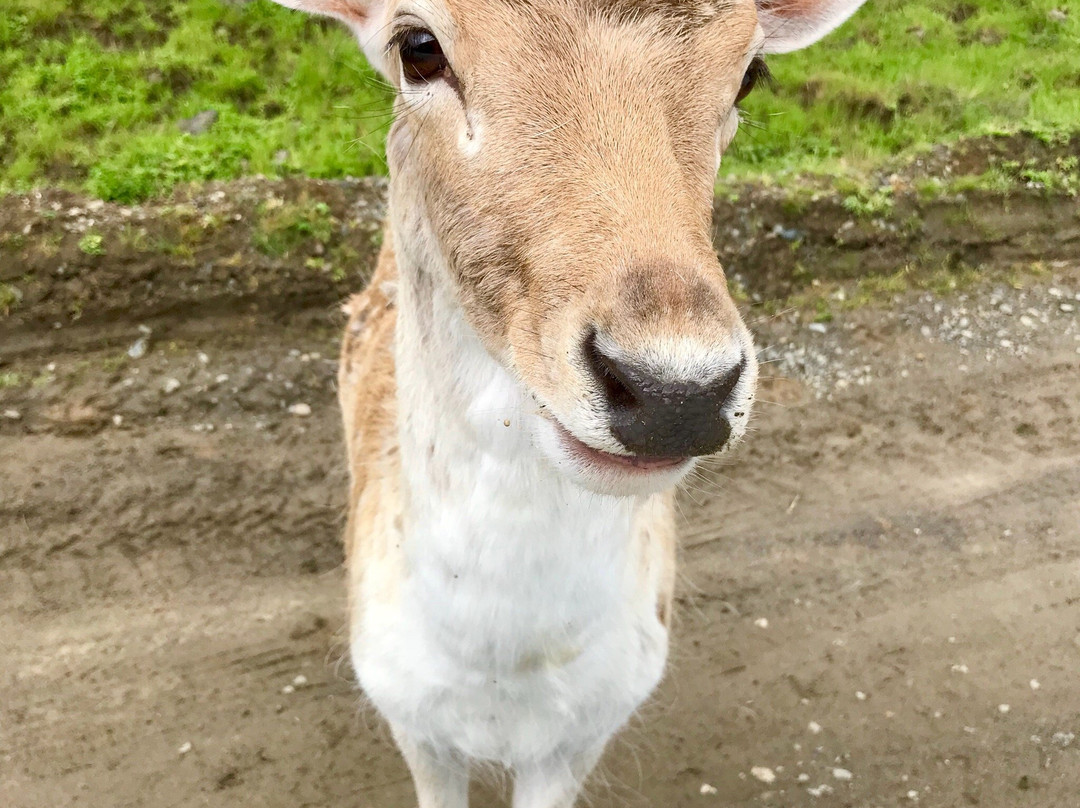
{"left": 392, "top": 726, "right": 470, "bottom": 808}
{"left": 511, "top": 742, "right": 606, "bottom": 808}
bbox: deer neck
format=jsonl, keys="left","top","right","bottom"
{"left": 389, "top": 212, "right": 638, "bottom": 572}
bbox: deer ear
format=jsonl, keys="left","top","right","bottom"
{"left": 756, "top": 0, "right": 867, "bottom": 54}
{"left": 268, "top": 0, "right": 390, "bottom": 73}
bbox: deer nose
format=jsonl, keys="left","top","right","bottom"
{"left": 584, "top": 332, "right": 746, "bottom": 458}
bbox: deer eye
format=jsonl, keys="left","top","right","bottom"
{"left": 398, "top": 29, "right": 448, "bottom": 84}
{"left": 736, "top": 57, "right": 771, "bottom": 105}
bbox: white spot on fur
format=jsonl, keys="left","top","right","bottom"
{"left": 459, "top": 114, "right": 483, "bottom": 157}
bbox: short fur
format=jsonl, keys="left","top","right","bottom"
{"left": 266, "top": 0, "right": 866, "bottom": 805}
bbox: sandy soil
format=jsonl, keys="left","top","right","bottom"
{"left": 3, "top": 210, "right": 1080, "bottom": 805}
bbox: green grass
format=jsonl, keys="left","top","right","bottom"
{"left": 0, "top": 0, "right": 391, "bottom": 202}
{"left": 78, "top": 232, "right": 105, "bottom": 255}
{"left": 0, "top": 282, "right": 23, "bottom": 314}
{"left": 0, "top": 0, "right": 1077, "bottom": 201}
{"left": 0, "top": 371, "right": 26, "bottom": 388}
{"left": 725, "top": 0, "right": 1080, "bottom": 180}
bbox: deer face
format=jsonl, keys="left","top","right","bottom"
{"left": 275, "top": 0, "right": 865, "bottom": 494}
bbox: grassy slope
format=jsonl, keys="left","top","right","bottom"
{"left": 726, "top": 0, "right": 1080, "bottom": 180}
{"left": 0, "top": 0, "right": 392, "bottom": 202}
{"left": 0, "top": 0, "right": 1077, "bottom": 201}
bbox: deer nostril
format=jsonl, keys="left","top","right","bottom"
{"left": 582, "top": 330, "right": 748, "bottom": 458}
{"left": 712, "top": 357, "right": 745, "bottom": 406}
{"left": 584, "top": 330, "right": 639, "bottom": 410}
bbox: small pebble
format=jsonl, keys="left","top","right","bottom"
{"left": 754, "top": 617, "right": 769, "bottom": 629}
{"left": 288, "top": 402, "right": 312, "bottom": 417}
{"left": 797, "top": 773, "right": 810, "bottom": 783}
{"left": 832, "top": 768, "right": 853, "bottom": 781}
{"left": 998, "top": 704, "right": 1010, "bottom": 714}
{"left": 1029, "top": 679, "right": 1040, "bottom": 691}
{"left": 127, "top": 337, "right": 148, "bottom": 359}
{"left": 751, "top": 767, "right": 776, "bottom": 784}
{"left": 112, "top": 414, "right": 123, "bottom": 427}
{"left": 2, "top": 409, "right": 20, "bottom": 420}
{"left": 808, "top": 323, "right": 827, "bottom": 334}
{"left": 856, "top": 691, "right": 867, "bottom": 701}
{"left": 808, "top": 721, "right": 823, "bottom": 734}
{"left": 907, "top": 789, "right": 920, "bottom": 801}
{"left": 700, "top": 783, "right": 718, "bottom": 796}
{"left": 162, "top": 378, "right": 181, "bottom": 395}
{"left": 951, "top": 663, "right": 969, "bottom": 674}
{"left": 1051, "top": 732, "right": 1075, "bottom": 748}
{"left": 281, "top": 684, "right": 295, "bottom": 695}
{"left": 178, "top": 742, "right": 192, "bottom": 755}
{"left": 292, "top": 674, "right": 308, "bottom": 687}
{"left": 807, "top": 784, "right": 833, "bottom": 798}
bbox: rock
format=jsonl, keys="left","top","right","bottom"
{"left": 162, "top": 378, "right": 181, "bottom": 395}
{"left": 771, "top": 224, "right": 804, "bottom": 242}
{"left": 288, "top": 402, "right": 312, "bottom": 417}
{"left": 3, "top": 409, "right": 21, "bottom": 420}
{"left": 700, "top": 783, "right": 718, "bottom": 795}
{"left": 178, "top": 110, "right": 219, "bottom": 135}
{"left": 127, "top": 337, "right": 148, "bottom": 359}
{"left": 751, "top": 767, "right": 776, "bottom": 784}
{"left": 1048, "top": 8, "right": 1068, "bottom": 23}
{"left": 1051, "top": 731, "right": 1075, "bottom": 748}
{"left": 178, "top": 742, "right": 192, "bottom": 755}
{"left": 832, "top": 768, "right": 853, "bottom": 781}
{"left": 808, "top": 323, "right": 827, "bottom": 334}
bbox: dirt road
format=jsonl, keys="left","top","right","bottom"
{"left": 3, "top": 239, "right": 1079, "bottom": 804}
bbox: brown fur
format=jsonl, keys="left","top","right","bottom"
{"left": 384, "top": 0, "right": 759, "bottom": 426}
{"left": 270, "top": 0, "right": 865, "bottom": 803}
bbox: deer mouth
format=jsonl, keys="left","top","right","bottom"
{"left": 552, "top": 420, "right": 691, "bottom": 475}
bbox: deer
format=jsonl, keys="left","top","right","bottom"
{"left": 266, "top": 0, "right": 866, "bottom": 805}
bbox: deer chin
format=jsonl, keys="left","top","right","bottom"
{"left": 534, "top": 414, "right": 696, "bottom": 498}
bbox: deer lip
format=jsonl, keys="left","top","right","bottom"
{"left": 553, "top": 421, "right": 690, "bottom": 473}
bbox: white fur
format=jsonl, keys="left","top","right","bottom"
{"left": 757, "top": 0, "right": 867, "bottom": 54}
{"left": 349, "top": 213, "right": 670, "bottom": 804}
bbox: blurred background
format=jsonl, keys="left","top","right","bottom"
{"left": 1, "top": 0, "right": 1076, "bottom": 202}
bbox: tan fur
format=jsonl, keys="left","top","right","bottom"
{"left": 385, "top": 0, "right": 759, "bottom": 419}
{"left": 338, "top": 233, "right": 402, "bottom": 614}
{"left": 267, "top": 0, "right": 866, "bottom": 803}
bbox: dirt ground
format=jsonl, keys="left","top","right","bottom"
{"left": 3, "top": 191, "right": 1080, "bottom": 806}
